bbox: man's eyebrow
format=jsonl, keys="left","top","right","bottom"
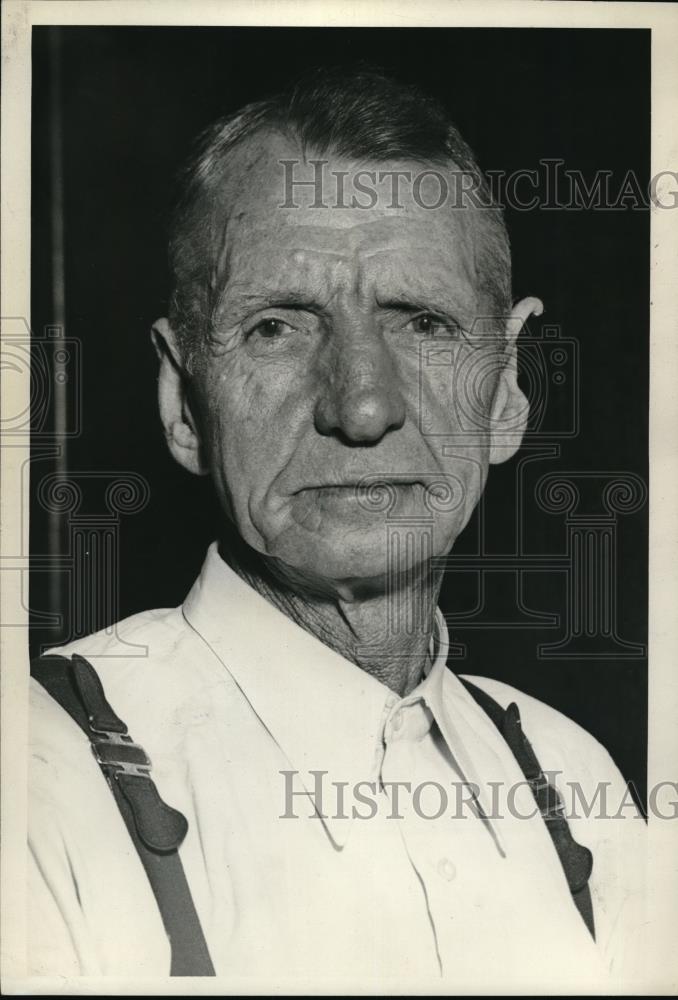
{"left": 220, "top": 290, "right": 328, "bottom": 313}
{"left": 376, "top": 293, "right": 465, "bottom": 316}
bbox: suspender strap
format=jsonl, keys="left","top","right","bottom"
{"left": 461, "top": 677, "right": 596, "bottom": 939}
{"left": 31, "top": 653, "right": 216, "bottom": 976}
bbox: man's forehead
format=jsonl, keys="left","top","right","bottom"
{"left": 214, "top": 130, "right": 477, "bottom": 253}
{"left": 227, "top": 216, "right": 472, "bottom": 266}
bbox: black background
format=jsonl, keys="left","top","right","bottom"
{"left": 30, "top": 27, "right": 649, "bottom": 805}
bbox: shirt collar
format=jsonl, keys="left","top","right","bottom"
{"left": 419, "top": 649, "right": 509, "bottom": 854}
{"left": 183, "top": 544, "right": 396, "bottom": 846}
{"left": 182, "top": 542, "right": 484, "bottom": 848}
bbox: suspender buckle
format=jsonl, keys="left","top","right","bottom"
{"left": 528, "top": 773, "right": 566, "bottom": 818}
{"left": 527, "top": 774, "right": 551, "bottom": 795}
{"left": 90, "top": 730, "right": 153, "bottom": 778}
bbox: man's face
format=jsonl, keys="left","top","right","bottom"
{"left": 162, "top": 133, "right": 527, "bottom": 593}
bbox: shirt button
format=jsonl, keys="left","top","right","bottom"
{"left": 437, "top": 857, "right": 456, "bottom": 882}
{"left": 391, "top": 710, "right": 403, "bottom": 732}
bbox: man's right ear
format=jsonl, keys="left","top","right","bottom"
{"left": 151, "top": 319, "right": 209, "bottom": 476}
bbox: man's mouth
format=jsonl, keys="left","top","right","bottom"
{"left": 294, "top": 479, "right": 422, "bottom": 496}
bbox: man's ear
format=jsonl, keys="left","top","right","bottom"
{"left": 151, "top": 318, "right": 208, "bottom": 476}
{"left": 489, "top": 296, "right": 544, "bottom": 465}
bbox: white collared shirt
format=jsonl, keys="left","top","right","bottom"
{"left": 28, "top": 543, "right": 647, "bottom": 990}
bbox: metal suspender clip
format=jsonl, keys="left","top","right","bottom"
{"left": 527, "top": 773, "right": 567, "bottom": 819}
{"left": 90, "top": 728, "right": 153, "bottom": 779}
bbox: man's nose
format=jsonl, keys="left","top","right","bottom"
{"left": 313, "top": 328, "right": 406, "bottom": 444}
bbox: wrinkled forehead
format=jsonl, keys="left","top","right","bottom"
{"left": 207, "top": 131, "right": 480, "bottom": 295}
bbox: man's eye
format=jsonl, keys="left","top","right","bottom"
{"left": 251, "top": 318, "right": 291, "bottom": 338}
{"left": 408, "top": 314, "right": 459, "bottom": 338}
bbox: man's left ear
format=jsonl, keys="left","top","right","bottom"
{"left": 151, "top": 318, "right": 209, "bottom": 476}
{"left": 489, "top": 297, "right": 544, "bottom": 465}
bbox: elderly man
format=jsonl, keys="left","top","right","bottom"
{"left": 29, "top": 69, "right": 644, "bottom": 989}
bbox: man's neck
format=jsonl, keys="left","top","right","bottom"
{"left": 219, "top": 534, "right": 443, "bottom": 697}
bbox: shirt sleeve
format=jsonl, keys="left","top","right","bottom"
{"left": 564, "top": 741, "right": 648, "bottom": 989}
{"left": 28, "top": 678, "right": 171, "bottom": 978}
{"left": 27, "top": 844, "right": 82, "bottom": 977}
{"left": 460, "top": 675, "right": 649, "bottom": 989}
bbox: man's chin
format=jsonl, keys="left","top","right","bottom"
{"left": 287, "top": 481, "right": 435, "bottom": 531}
{"left": 265, "top": 520, "right": 444, "bottom": 598}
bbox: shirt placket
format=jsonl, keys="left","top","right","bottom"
{"left": 378, "top": 697, "right": 454, "bottom": 974}
{"left": 379, "top": 694, "right": 528, "bottom": 978}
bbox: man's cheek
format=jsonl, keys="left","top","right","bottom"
{"left": 418, "top": 374, "right": 463, "bottom": 438}
{"left": 435, "top": 451, "right": 488, "bottom": 523}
